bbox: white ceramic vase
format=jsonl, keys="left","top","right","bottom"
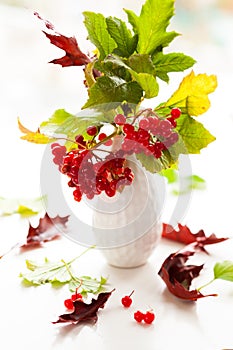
{"left": 92, "top": 137, "right": 165, "bottom": 268}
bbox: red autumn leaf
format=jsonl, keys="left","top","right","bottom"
{"left": 53, "top": 290, "right": 114, "bottom": 325}
{"left": 21, "top": 213, "right": 69, "bottom": 248}
{"left": 162, "top": 223, "right": 228, "bottom": 250}
{"left": 34, "top": 12, "right": 90, "bottom": 67}
{"left": 158, "top": 244, "right": 217, "bottom": 301}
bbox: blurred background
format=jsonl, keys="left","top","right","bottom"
{"left": 0, "top": 0, "right": 233, "bottom": 233}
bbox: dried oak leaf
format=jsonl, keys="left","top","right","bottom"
{"left": 158, "top": 244, "right": 217, "bottom": 301}
{"left": 34, "top": 12, "right": 90, "bottom": 67}
{"left": 53, "top": 290, "right": 114, "bottom": 325}
{"left": 21, "top": 213, "right": 69, "bottom": 248}
{"left": 162, "top": 223, "right": 228, "bottom": 251}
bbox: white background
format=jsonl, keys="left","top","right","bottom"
{"left": 0, "top": 1, "right": 233, "bottom": 349}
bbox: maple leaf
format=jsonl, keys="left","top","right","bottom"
{"left": 52, "top": 290, "right": 114, "bottom": 325}
{"left": 162, "top": 223, "right": 228, "bottom": 252}
{"left": 21, "top": 213, "right": 69, "bottom": 248}
{"left": 158, "top": 244, "right": 217, "bottom": 301}
{"left": 34, "top": 12, "right": 90, "bottom": 67}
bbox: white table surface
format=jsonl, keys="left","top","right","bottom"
{"left": 1, "top": 1, "right": 233, "bottom": 349}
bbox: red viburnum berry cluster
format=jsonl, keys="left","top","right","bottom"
{"left": 52, "top": 145, "right": 134, "bottom": 202}
{"left": 51, "top": 108, "right": 181, "bottom": 202}
{"left": 114, "top": 108, "right": 181, "bottom": 159}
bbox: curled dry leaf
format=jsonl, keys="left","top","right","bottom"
{"left": 34, "top": 12, "right": 90, "bottom": 67}
{"left": 158, "top": 244, "right": 217, "bottom": 301}
{"left": 53, "top": 290, "right": 114, "bottom": 325}
{"left": 162, "top": 223, "right": 228, "bottom": 252}
{"left": 21, "top": 213, "right": 69, "bottom": 248}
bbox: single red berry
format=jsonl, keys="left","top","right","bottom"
{"left": 64, "top": 298, "right": 74, "bottom": 310}
{"left": 121, "top": 290, "right": 134, "bottom": 307}
{"left": 171, "top": 107, "right": 181, "bottom": 119}
{"left": 114, "top": 114, "right": 126, "bottom": 125}
{"left": 121, "top": 296, "right": 132, "bottom": 307}
{"left": 87, "top": 125, "right": 98, "bottom": 136}
{"left": 104, "top": 139, "right": 113, "bottom": 146}
{"left": 123, "top": 123, "right": 134, "bottom": 136}
{"left": 144, "top": 311, "right": 155, "bottom": 324}
{"left": 98, "top": 132, "right": 107, "bottom": 141}
{"left": 139, "top": 118, "right": 150, "bottom": 130}
{"left": 134, "top": 311, "right": 145, "bottom": 323}
{"left": 71, "top": 293, "right": 83, "bottom": 302}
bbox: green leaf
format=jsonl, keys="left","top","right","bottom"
{"left": 128, "top": 54, "right": 155, "bottom": 74}
{"left": 123, "top": 8, "right": 139, "bottom": 34}
{"left": 20, "top": 258, "right": 72, "bottom": 285}
{"left": 40, "top": 109, "right": 74, "bottom": 134}
{"left": 176, "top": 114, "right": 216, "bottom": 154}
{"left": 69, "top": 275, "right": 107, "bottom": 294}
{"left": 130, "top": 72, "right": 159, "bottom": 98}
{"left": 136, "top": 0, "right": 179, "bottom": 54}
{"left": 136, "top": 153, "right": 164, "bottom": 173}
{"left": 0, "top": 196, "right": 45, "bottom": 217}
{"left": 83, "top": 12, "right": 117, "bottom": 59}
{"left": 153, "top": 52, "right": 196, "bottom": 82}
{"left": 187, "top": 175, "right": 206, "bottom": 190}
{"left": 40, "top": 109, "right": 106, "bottom": 150}
{"left": 160, "top": 168, "right": 178, "bottom": 183}
{"left": 106, "top": 16, "right": 137, "bottom": 57}
{"left": 214, "top": 261, "right": 233, "bottom": 282}
{"left": 95, "top": 55, "right": 131, "bottom": 81}
{"left": 82, "top": 76, "right": 143, "bottom": 110}
{"left": 19, "top": 253, "right": 108, "bottom": 295}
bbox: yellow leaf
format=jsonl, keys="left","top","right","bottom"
{"left": 84, "top": 61, "right": 96, "bottom": 88}
{"left": 20, "top": 133, "right": 53, "bottom": 144}
{"left": 18, "top": 118, "right": 32, "bottom": 134}
{"left": 18, "top": 118, "right": 55, "bottom": 144}
{"left": 166, "top": 71, "right": 217, "bottom": 116}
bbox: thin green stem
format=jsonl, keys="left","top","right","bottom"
{"left": 61, "top": 259, "right": 78, "bottom": 281}
{"left": 67, "top": 245, "right": 96, "bottom": 265}
{"left": 197, "top": 278, "right": 216, "bottom": 291}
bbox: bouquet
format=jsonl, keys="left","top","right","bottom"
{"left": 19, "top": 0, "right": 217, "bottom": 203}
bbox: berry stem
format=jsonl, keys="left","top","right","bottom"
{"left": 131, "top": 108, "right": 159, "bottom": 125}
{"left": 129, "top": 290, "right": 135, "bottom": 297}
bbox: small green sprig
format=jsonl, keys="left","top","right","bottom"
{"left": 19, "top": 246, "right": 108, "bottom": 295}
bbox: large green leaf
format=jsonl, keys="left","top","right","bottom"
{"left": 99, "top": 54, "right": 159, "bottom": 98}
{"left": 128, "top": 54, "right": 155, "bottom": 74}
{"left": 134, "top": 0, "right": 179, "bottom": 54}
{"left": 95, "top": 55, "right": 131, "bottom": 81}
{"left": 136, "top": 153, "right": 164, "bottom": 173}
{"left": 130, "top": 72, "right": 159, "bottom": 98}
{"left": 82, "top": 75, "right": 143, "bottom": 109}
{"left": 40, "top": 109, "right": 106, "bottom": 149}
{"left": 123, "top": 9, "right": 139, "bottom": 34}
{"left": 153, "top": 52, "right": 196, "bottom": 82}
{"left": 20, "top": 257, "right": 108, "bottom": 294}
{"left": 20, "top": 258, "right": 72, "bottom": 285}
{"left": 176, "top": 114, "right": 216, "bottom": 154}
{"left": 106, "top": 16, "right": 137, "bottom": 57}
{"left": 40, "top": 109, "right": 74, "bottom": 134}
{"left": 214, "top": 261, "right": 233, "bottom": 282}
{"left": 83, "top": 12, "right": 117, "bottom": 59}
